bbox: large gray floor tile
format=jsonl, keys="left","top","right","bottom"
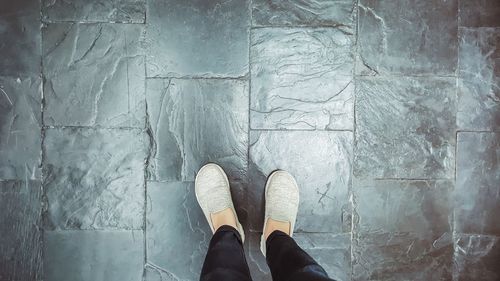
{"left": 251, "top": 28, "right": 353, "bottom": 130}
{"left": 44, "top": 230, "right": 143, "bottom": 281}
{"left": 0, "top": 0, "right": 41, "bottom": 76}
{"left": 454, "top": 234, "right": 500, "bottom": 281}
{"left": 43, "top": 128, "right": 147, "bottom": 230}
{"left": 352, "top": 179, "right": 454, "bottom": 281}
{"left": 455, "top": 132, "right": 500, "bottom": 236}
{"left": 354, "top": 77, "right": 456, "bottom": 179}
{"left": 146, "top": 0, "right": 249, "bottom": 78}
{"left": 42, "top": 23, "right": 145, "bottom": 127}
{"left": 146, "top": 78, "right": 248, "bottom": 182}
{"left": 0, "top": 180, "right": 42, "bottom": 281}
{"left": 246, "top": 232, "right": 351, "bottom": 281}
{"left": 252, "top": 0, "right": 356, "bottom": 29}
{"left": 0, "top": 76, "right": 41, "bottom": 180}
{"left": 459, "top": 0, "right": 500, "bottom": 27}
{"left": 146, "top": 181, "right": 211, "bottom": 280}
{"left": 42, "top": 0, "right": 146, "bottom": 23}
{"left": 457, "top": 27, "right": 500, "bottom": 131}
{"left": 249, "top": 130, "right": 352, "bottom": 232}
{"left": 357, "top": 0, "right": 458, "bottom": 75}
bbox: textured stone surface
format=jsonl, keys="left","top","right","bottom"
{"left": 146, "top": 78, "right": 248, "bottom": 182}
{"left": 357, "top": 0, "right": 458, "bottom": 75}
{"left": 454, "top": 234, "right": 500, "bottom": 281}
{"left": 42, "top": 23, "right": 145, "bottom": 127}
{"left": 459, "top": 0, "right": 500, "bottom": 27}
{"left": 0, "top": 180, "right": 42, "bottom": 281}
{"left": 249, "top": 130, "right": 352, "bottom": 232}
{"left": 246, "top": 232, "right": 351, "bottom": 281}
{"left": 146, "top": 0, "right": 249, "bottom": 77}
{"left": 41, "top": 0, "right": 146, "bottom": 23}
{"left": 0, "top": 77, "right": 41, "bottom": 180}
{"left": 0, "top": 0, "right": 41, "bottom": 76}
{"left": 146, "top": 181, "right": 211, "bottom": 281}
{"left": 43, "top": 128, "right": 147, "bottom": 230}
{"left": 352, "top": 179, "right": 454, "bottom": 281}
{"left": 354, "top": 77, "right": 456, "bottom": 179}
{"left": 455, "top": 132, "right": 500, "bottom": 236}
{"left": 252, "top": 0, "right": 356, "bottom": 28}
{"left": 251, "top": 28, "right": 353, "bottom": 130}
{"left": 457, "top": 28, "right": 500, "bottom": 131}
{"left": 44, "top": 230, "right": 143, "bottom": 281}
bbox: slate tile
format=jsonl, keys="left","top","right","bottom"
{"left": 146, "top": 78, "right": 248, "bottom": 182}
{"left": 246, "top": 232, "right": 351, "bottom": 281}
{"left": 354, "top": 77, "right": 456, "bottom": 179}
{"left": 248, "top": 130, "right": 352, "bottom": 232}
{"left": 0, "top": 180, "right": 42, "bottom": 281}
{"left": 457, "top": 27, "right": 500, "bottom": 131}
{"left": 0, "top": 0, "right": 41, "bottom": 76}
{"left": 0, "top": 76, "right": 41, "bottom": 180}
{"left": 252, "top": 0, "right": 356, "bottom": 29}
{"left": 44, "top": 230, "right": 144, "bottom": 281}
{"left": 454, "top": 234, "right": 500, "bottom": 281}
{"left": 251, "top": 28, "right": 354, "bottom": 130}
{"left": 146, "top": 181, "right": 211, "bottom": 281}
{"left": 459, "top": 0, "right": 500, "bottom": 27}
{"left": 352, "top": 179, "right": 454, "bottom": 281}
{"left": 43, "top": 128, "right": 147, "bottom": 230}
{"left": 41, "top": 0, "right": 146, "bottom": 23}
{"left": 146, "top": 0, "right": 249, "bottom": 78}
{"left": 357, "top": 0, "right": 458, "bottom": 75}
{"left": 42, "top": 23, "right": 146, "bottom": 127}
{"left": 455, "top": 132, "right": 500, "bottom": 236}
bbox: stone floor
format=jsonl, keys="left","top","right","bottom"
{"left": 1, "top": 0, "right": 499, "bottom": 280}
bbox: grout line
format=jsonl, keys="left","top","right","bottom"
{"left": 249, "top": 128, "right": 354, "bottom": 132}
{"left": 145, "top": 75, "right": 249, "bottom": 80}
{"left": 42, "top": 125, "right": 145, "bottom": 130}
{"left": 41, "top": 20, "right": 146, "bottom": 25}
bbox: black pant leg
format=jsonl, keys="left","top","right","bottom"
{"left": 266, "top": 230, "right": 336, "bottom": 281}
{"left": 200, "top": 225, "right": 253, "bottom": 281}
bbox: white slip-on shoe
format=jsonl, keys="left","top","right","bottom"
{"left": 195, "top": 163, "right": 245, "bottom": 242}
{"left": 260, "top": 170, "right": 300, "bottom": 256}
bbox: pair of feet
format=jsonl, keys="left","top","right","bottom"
{"left": 195, "top": 163, "right": 299, "bottom": 256}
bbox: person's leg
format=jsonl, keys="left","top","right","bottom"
{"left": 195, "top": 163, "right": 252, "bottom": 281}
{"left": 266, "top": 229, "right": 335, "bottom": 281}
{"left": 200, "top": 225, "right": 252, "bottom": 281}
{"left": 260, "top": 171, "right": 336, "bottom": 281}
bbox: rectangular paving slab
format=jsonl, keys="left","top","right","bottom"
{"left": 249, "top": 130, "right": 352, "bottom": 233}
{"left": 43, "top": 128, "right": 148, "bottom": 230}
{"left": 0, "top": 76, "right": 41, "bottom": 180}
{"left": 146, "top": 78, "right": 248, "bottom": 182}
{"left": 42, "top": 23, "right": 146, "bottom": 128}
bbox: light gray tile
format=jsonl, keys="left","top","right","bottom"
{"left": 454, "top": 234, "right": 500, "bottom": 281}
{"left": 43, "top": 128, "right": 147, "bottom": 230}
{"left": 44, "top": 230, "right": 144, "bottom": 281}
{"left": 42, "top": 23, "right": 145, "bottom": 127}
{"left": 252, "top": 0, "right": 356, "bottom": 29}
{"left": 146, "top": 78, "right": 248, "bottom": 182}
{"left": 352, "top": 179, "right": 454, "bottom": 281}
{"left": 146, "top": 0, "right": 249, "bottom": 78}
{"left": 146, "top": 181, "right": 211, "bottom": 281}
{"left": 354, "top": 77, "right": 456, "bottom": 179}
{"left": 455, "top": 132, "right": 500, "bottom": 235}
{"left": 457, "top": 27, "right": 500, "bottom": 131}
{"left": 249, "top": 130, "right": 352, "bottom": 232}
{"left": 42, "top": 0, "right": 146, "bottom": 23}
{"left": 357, "top": 0, "right": 458, "bottom": 75}
{"left": 246, "top": 232, "right": 350, "bottom": 281}
{"left": 251, "top": 28, "right": 353, "bottom": 130}
{"left": 0, "top": 180, "right": 42, "bottom": 281}
{"left": 144, "top": 264, "right": 181, "bottom": 281}
{"left": 0, "top": 76, "right": 41, "bottom": 180}
{"left": 0, "top": 0, "right": 41, "bottom": 76}
{"left": 459, "top": 0, "right": 500, "bottom": 27}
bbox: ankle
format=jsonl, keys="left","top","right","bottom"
{"left": 211, "top": 208, "right": 237, "bottom": 231}
{"left": 264, "top": 218, "right": 290, "bottom": 240}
